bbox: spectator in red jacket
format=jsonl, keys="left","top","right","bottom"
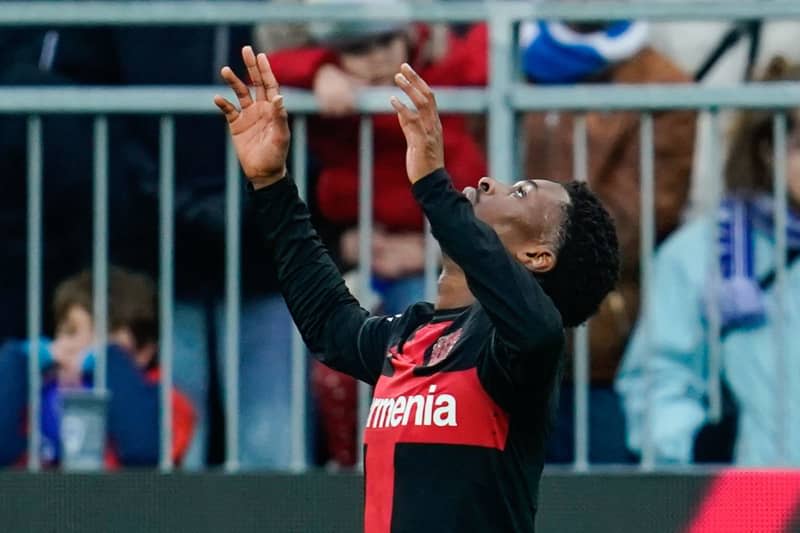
{"left": 267, "top": 13, "right": 488, "bottom": 314}
{"left": 0, "top": 267, "right": 195, "bottom": 468}
{"left": 266, "top": 11, "right": 488, "bottom": 468}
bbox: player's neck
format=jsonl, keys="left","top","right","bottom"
{"left": 435, "top": 257, "right": 475, "bottom": 310}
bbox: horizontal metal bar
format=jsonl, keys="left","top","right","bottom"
{"left": 509, "top": 83, "right": 800, "bottom": 111}
{"left": 517, "top": 1, "right": 800, "bottom": 21}
{"left": 2, "top": 1, "right": 799, "bottom": 26}
{"left": 3, "top": 84, "right": 800, "bottom": 115}
{"left": 0, "top": 87, "right": 487, "bottom": 114}
{"left": 0, "top": 1, "right": 487, "bottom": 25}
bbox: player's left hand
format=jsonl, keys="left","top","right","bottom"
{"left": 391, "top": 63, "right": 445, "bottom": 184}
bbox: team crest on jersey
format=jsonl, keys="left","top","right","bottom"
{"left": 428, "top": 328, "right": 463, "bottom": 366}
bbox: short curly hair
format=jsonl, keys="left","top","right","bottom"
{"left": 535, "top": 181, "right": 620, "bottom": 328}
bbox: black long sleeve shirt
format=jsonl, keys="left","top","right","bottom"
{"left": 250, "top": 168, "right": 564, "bottom": 533}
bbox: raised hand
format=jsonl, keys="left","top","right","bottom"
{"left": 390, "top": 63, "right": 445, "bottom": 184}
{"left": 214, "top": 46, "right": 290, "bottom": 189}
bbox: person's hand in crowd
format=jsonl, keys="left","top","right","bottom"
{"left": 215, "top": 45, "right": 290, "bottom": 189}
{"left": 372, "top": 231, "right": 426, "bottom": 279}
{"left": 340, "top": 228, "right": 426, "bottom": 279}
{"left": 51, "top": 337, "right": 88, "bottom": 387}
{"left": 339, "top": 227, "right": 362, "bottom": 267}
{"left": 313, "top": 64, "right": 364, "bottom": 116}
{"left": 390, "top": 63, "right": 445, "bottom": 184}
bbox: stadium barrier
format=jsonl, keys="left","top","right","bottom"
{"left": 1, "top": 469, "right": 799, "bottom": 532}
{"left": 2, "top": 1, "right": 800, "bottom": 473}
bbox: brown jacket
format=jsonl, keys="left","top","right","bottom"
{"left": 524, "top": 47, "right": 696, "bottom": 383}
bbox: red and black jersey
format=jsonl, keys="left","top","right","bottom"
{"left": 251, "top": 169, "right": 564, "bottom": 532}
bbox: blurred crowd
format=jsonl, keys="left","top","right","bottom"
{"left": 1, "top": 0, "right": 800, "bottom": 471}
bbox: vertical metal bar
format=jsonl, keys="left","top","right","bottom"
{"left": 706, "top": 110, "right": 723, "bottom": 424}
{"left": 93, "top": 116, "right": 109, "bottom": 393}
{"left": 772, "top": 112, "right": 788, "bottom": 464}
{"left": 488, "top": 10, "right": 514, "bottom": 184}
{"left": 639, "top": 113, "right": 656, "bottom": 471}
{"left": 572, "top": 115, "right": 590, "bottom": 472}
{"left": 26, "top": 116, "right": 43, "bottom": 472}
{"left": 159, "top": 116, "right": 175, "bottom": 472}
{"left": 356, "top": 116, "right": 374, "bottom": 469}
{"left": 289, "top": 115, "right": 308, "bottom": 472}
{"left": 224, "top": 133, "right": 241, "bottom": 472}
{"left": 510, "top": 11, "right": 523, "bottom": 179}
{"left": 423, "top": 220, "right": 438, "bottom": 303}
{"left": 212, "top": 26, "right": 230, "bottom": 82}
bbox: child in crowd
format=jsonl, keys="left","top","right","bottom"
{"left": 0, "top": 267, "right": 195, "bottom": 468}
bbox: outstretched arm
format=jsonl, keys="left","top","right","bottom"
{"left": 390, "top": 65, "right": 563, "bottom": 387}
{"left": 215, "top": 47, "right": 389, "bottom": 384}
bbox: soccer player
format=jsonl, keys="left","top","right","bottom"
{"left": 215, "top": 46, "right": 619, "bottom": 533}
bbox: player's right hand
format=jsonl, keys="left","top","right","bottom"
{"left": 214, "top": 45, "right": 290, "bottom": 189}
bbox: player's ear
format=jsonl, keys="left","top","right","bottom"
{"left": 515, "top": 245, "right": 556, "bottom": 274}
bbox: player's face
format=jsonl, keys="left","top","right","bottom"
{"left": 463, "top": 177, "right": 570, "bottom": 272}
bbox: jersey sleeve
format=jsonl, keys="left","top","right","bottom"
{"left": 249, "top": 176, "right": 390, "bottom": 384}
{"left": 411, "top": 169, "right": 564, "bottom": 394}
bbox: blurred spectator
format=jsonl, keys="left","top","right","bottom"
{"left": 0, "top": 28, "right": 118, "bottom": 343}
{"left": 0, "top": 19, "right": 298, "bottom": 470}
{"left": 617, "top": 57, "right": 800, "bottom": 466}
{"left": 0, "top": 267, "right": 195, "bottom": 468}
{"left": 268, "top": 7, "right": 487, "bottom": 313}
{"left": 520, "top": 20, "right": 696, "bottom": 463}
{"left": 265, "top": 6, "right": 488, "bottom": 467}
{"left": 650, "top": 17, "right": 800, "bottom": 218}
{"left": 651, "top": 19, "right": 800, "bottom": 85}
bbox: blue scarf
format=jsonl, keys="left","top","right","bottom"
{"left": 520, "top": 20, "right": 649, "bottom": 84}
{"left": 712, "top": 196, "right": 800, "bottom": 330}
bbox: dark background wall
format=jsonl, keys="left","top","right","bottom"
{"left": 0, "top": 470, "right": 797, "bottom": 533}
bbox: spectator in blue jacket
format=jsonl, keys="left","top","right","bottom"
{"left": 0, "top": 19, "right": 298, "bottom": 470}
{"left": 616, "top": 57, "right": 800, "bottom": 465}
{"left": 0, "top": 267, "right": 196, "bottom": 468}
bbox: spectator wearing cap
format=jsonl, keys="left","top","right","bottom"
{"left": 265, "top": 6, "right": 488, "bottom": 468}
{"left": 267, "top": 7, "right": 487, "bottom": 316}
{"left": 519, "top": 20, "right": 696, "bottom": 463}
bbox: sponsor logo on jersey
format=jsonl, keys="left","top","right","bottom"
{"left": 366, "top": 385, "right": 457, "bottom": 429}
{"left": 428, "top": 328, "right": 463, "bottom": 366}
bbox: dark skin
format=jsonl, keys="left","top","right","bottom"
{"left": 215, "top": 46, "right": 571, "bottom": 310}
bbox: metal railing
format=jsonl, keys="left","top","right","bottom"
{"left": 3, "top": 0, "right": 800, "bottom": 473}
